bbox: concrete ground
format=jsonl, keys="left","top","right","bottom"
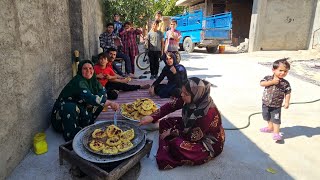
{"left": 7, "top": 47, "right": 320, "bottom": 180}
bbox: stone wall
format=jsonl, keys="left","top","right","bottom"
{"left": 0, "top": 0, "right": 104, "bottom": 178}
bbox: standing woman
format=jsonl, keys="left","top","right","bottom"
{"left": 51, "top": 60, "right": 119, "bottom": 141}
{"left": 140, "top": 77, "right": 225, "bottom": 170}
{"left": 119, "top": 21, "right": 142, "bottom": 74}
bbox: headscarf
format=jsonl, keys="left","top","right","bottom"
{"left": 182, "top": 77, "right": 216, "bottom": 128}
{"left": 164, "top": 52, "right": 178, "bottom": 67}
{"left": 58, "top": 60, "right": 103, "bottom": 100}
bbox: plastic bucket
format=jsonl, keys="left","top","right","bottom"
{"left": 33, "top": 133, "right": 48, "bottom": 155}
{"left": 219, "top": 45, "right": 225, "bottom": 53}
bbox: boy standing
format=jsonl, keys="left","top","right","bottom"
{"left": 162, "top": 19, "right": 181, "bottom": 61}
{"left": 155, "top": 11, "right": 165, "bottom": 33}
{"left": 119, "top": 22, "right": 142, "bottom": 74}
{"left": 113, "top": 13, "right": 123, "bottom": 36}
{"left": 146, "top": 20, "right": 164, "bottom": 79}
{"left": 260, "top": 58, "right": 291, "bottom": 141}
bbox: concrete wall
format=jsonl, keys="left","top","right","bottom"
{"left": 260, "top": 0, "right": 314, "bottom": 50}
{"left": 249, "top": 0, "right": 315, "bottom": 51}
{"left": 309, "top": 0, "right": 320, "bottom": 49}
{"left": 0, "top": 0, "right": 104, "bottom": 178}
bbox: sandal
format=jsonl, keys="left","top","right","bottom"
{"left": 260, "top": 127, "right": 273, "bottom": 133}
{"left": 273, "top": 133, "right": 282, "bottom": 141}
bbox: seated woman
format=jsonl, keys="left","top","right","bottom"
{"left": 140, "top": 77, "right": 225, "bottom": 170}
{"left": 51, "top": 60, "right": 119, "bottom": 141}
{"left": 149, "top": 52, "right": 187, "bottom": 98}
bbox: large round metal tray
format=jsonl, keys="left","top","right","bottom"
{"left": 72, "top": 120, "right": 146, "bottom": 163}
{"left": 82, "top": 121, "right": 145, "bottom": 156}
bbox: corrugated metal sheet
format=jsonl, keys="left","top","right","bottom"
{"left": 176, "top": 0, "right": 205, "bottom": 7}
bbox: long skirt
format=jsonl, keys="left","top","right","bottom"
{"left": 156, "top": 117, "right": 220, "bottom": 170}
{"left": 51, "top": 100, "right": 103, "bottom": 141}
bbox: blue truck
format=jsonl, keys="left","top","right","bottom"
{"left": 170, "top": 9, "right": 232, "bottom": 53}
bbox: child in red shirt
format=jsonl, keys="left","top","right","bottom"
{"left": 94, "top": 51, "right": 150, "bottom": 99}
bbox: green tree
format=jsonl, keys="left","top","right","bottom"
{"left": 102, "top": 0, "right": 184, "bottom": 27}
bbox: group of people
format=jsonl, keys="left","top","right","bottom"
{"left": 50, "top": 10, "right": 292, "bottom": 171}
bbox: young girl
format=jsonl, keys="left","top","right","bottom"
{"left": 260, "top": 58, "right": 291, "bottom": 141}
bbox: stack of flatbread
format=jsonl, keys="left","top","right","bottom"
{"left": 121, "top": 98, "right": 158, "bottom": 120}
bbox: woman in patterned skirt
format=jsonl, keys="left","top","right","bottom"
{"left": 140, "top": 77, "right": 225, "bottom": 170}
{"left": 51, "top": 60, "right": 119, "bottom": 141}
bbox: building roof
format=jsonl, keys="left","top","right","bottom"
{"left": 175, "top": 0, "right": 204, "bottom": 6}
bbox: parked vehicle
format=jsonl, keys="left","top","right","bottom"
{"left": 170, "top": 9, "right": 232, "bottom": 53}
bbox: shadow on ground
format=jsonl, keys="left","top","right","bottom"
{"left": 219, "top": 114, "right": 294, "bottom": 179}
{"left": 281, "top": 126, "right": 320, "bottom": 139}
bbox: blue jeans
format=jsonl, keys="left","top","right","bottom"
{"left": 116, "top": 51, "right": 132, "bottom": 74}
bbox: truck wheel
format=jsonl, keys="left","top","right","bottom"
{"left": 183, "top": 37, "right": 195, "bottom": 53}
{"left": 206, "top": 46, "right": 218, "bottom": 53}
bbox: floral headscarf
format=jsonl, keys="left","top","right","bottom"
{"left": 182, "top": 77, "right": 216, "bottom": 128}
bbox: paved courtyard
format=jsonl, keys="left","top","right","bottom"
{"left": 8, "top": 47, "right": 320, "bottom": 180}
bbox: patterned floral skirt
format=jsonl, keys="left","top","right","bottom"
{"left": 51, "top": 99, "right": 103, "bottom": 141}
{"left": 156, "top": 117, "right": 224, "bottom": 170}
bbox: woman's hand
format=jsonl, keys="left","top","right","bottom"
{"left": 182, "top": 128, "right": 190, "bottom": 134}
{"left": 170, "top": 66, "right": 177, "bottom": 74}
{"left": 160, "top": 128, "right": 172, "bottom": 140}
{"left": 105, "top": 101, "right": 119, "bottom": 111}
{"left": 149, "top": 86, "right": 155, "bottom": 96}
{"left": 139, "top": 116, "right": 153, "bottom": 126}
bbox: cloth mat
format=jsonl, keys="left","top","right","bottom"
{"left": 97, "top": 80, "right": 181, "bottom": 123}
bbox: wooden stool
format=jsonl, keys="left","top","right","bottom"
{"left": 59, "top": 139, "right": 153, "bottom": 180}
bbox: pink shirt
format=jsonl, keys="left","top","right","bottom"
{"left": 165, "top": 29, "right": 181, "bottom": 52}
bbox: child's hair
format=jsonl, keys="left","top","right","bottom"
{"left": 106, "top": 23, "right": 114, "bottom": 28}
{"left": 124, "top": 21, "right": 132, "bottom": 26}
{"left": 98, "top": 52, "right": 107, "bottom": 60}
{"left": 154, "top": 20, "right": 160, "bottom": 25}
{"left": 171, "top": 19, "right": 177, "bottom": 24}
{"left": 156, "top": 11, "right": 162, "bottom": 16}
{"left": 273, "top": 58, "right": 290, "bottom": 70}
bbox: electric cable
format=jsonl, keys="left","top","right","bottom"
{"left": 224, "top": 98, "right": 320, "bottom": 130}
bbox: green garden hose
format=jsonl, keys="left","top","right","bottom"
{"left": 224, "top": 98, "right": 320, "bottom": 130}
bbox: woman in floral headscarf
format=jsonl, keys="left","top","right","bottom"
{"left": 140, "top": 77, "right": 225, "bottom": 170}
{"left": 51, "top": 60, "right": 119, "bottom": 141}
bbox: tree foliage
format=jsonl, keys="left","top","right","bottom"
{"left": 102, "top": 0, "right": 184, "bottom": 27}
